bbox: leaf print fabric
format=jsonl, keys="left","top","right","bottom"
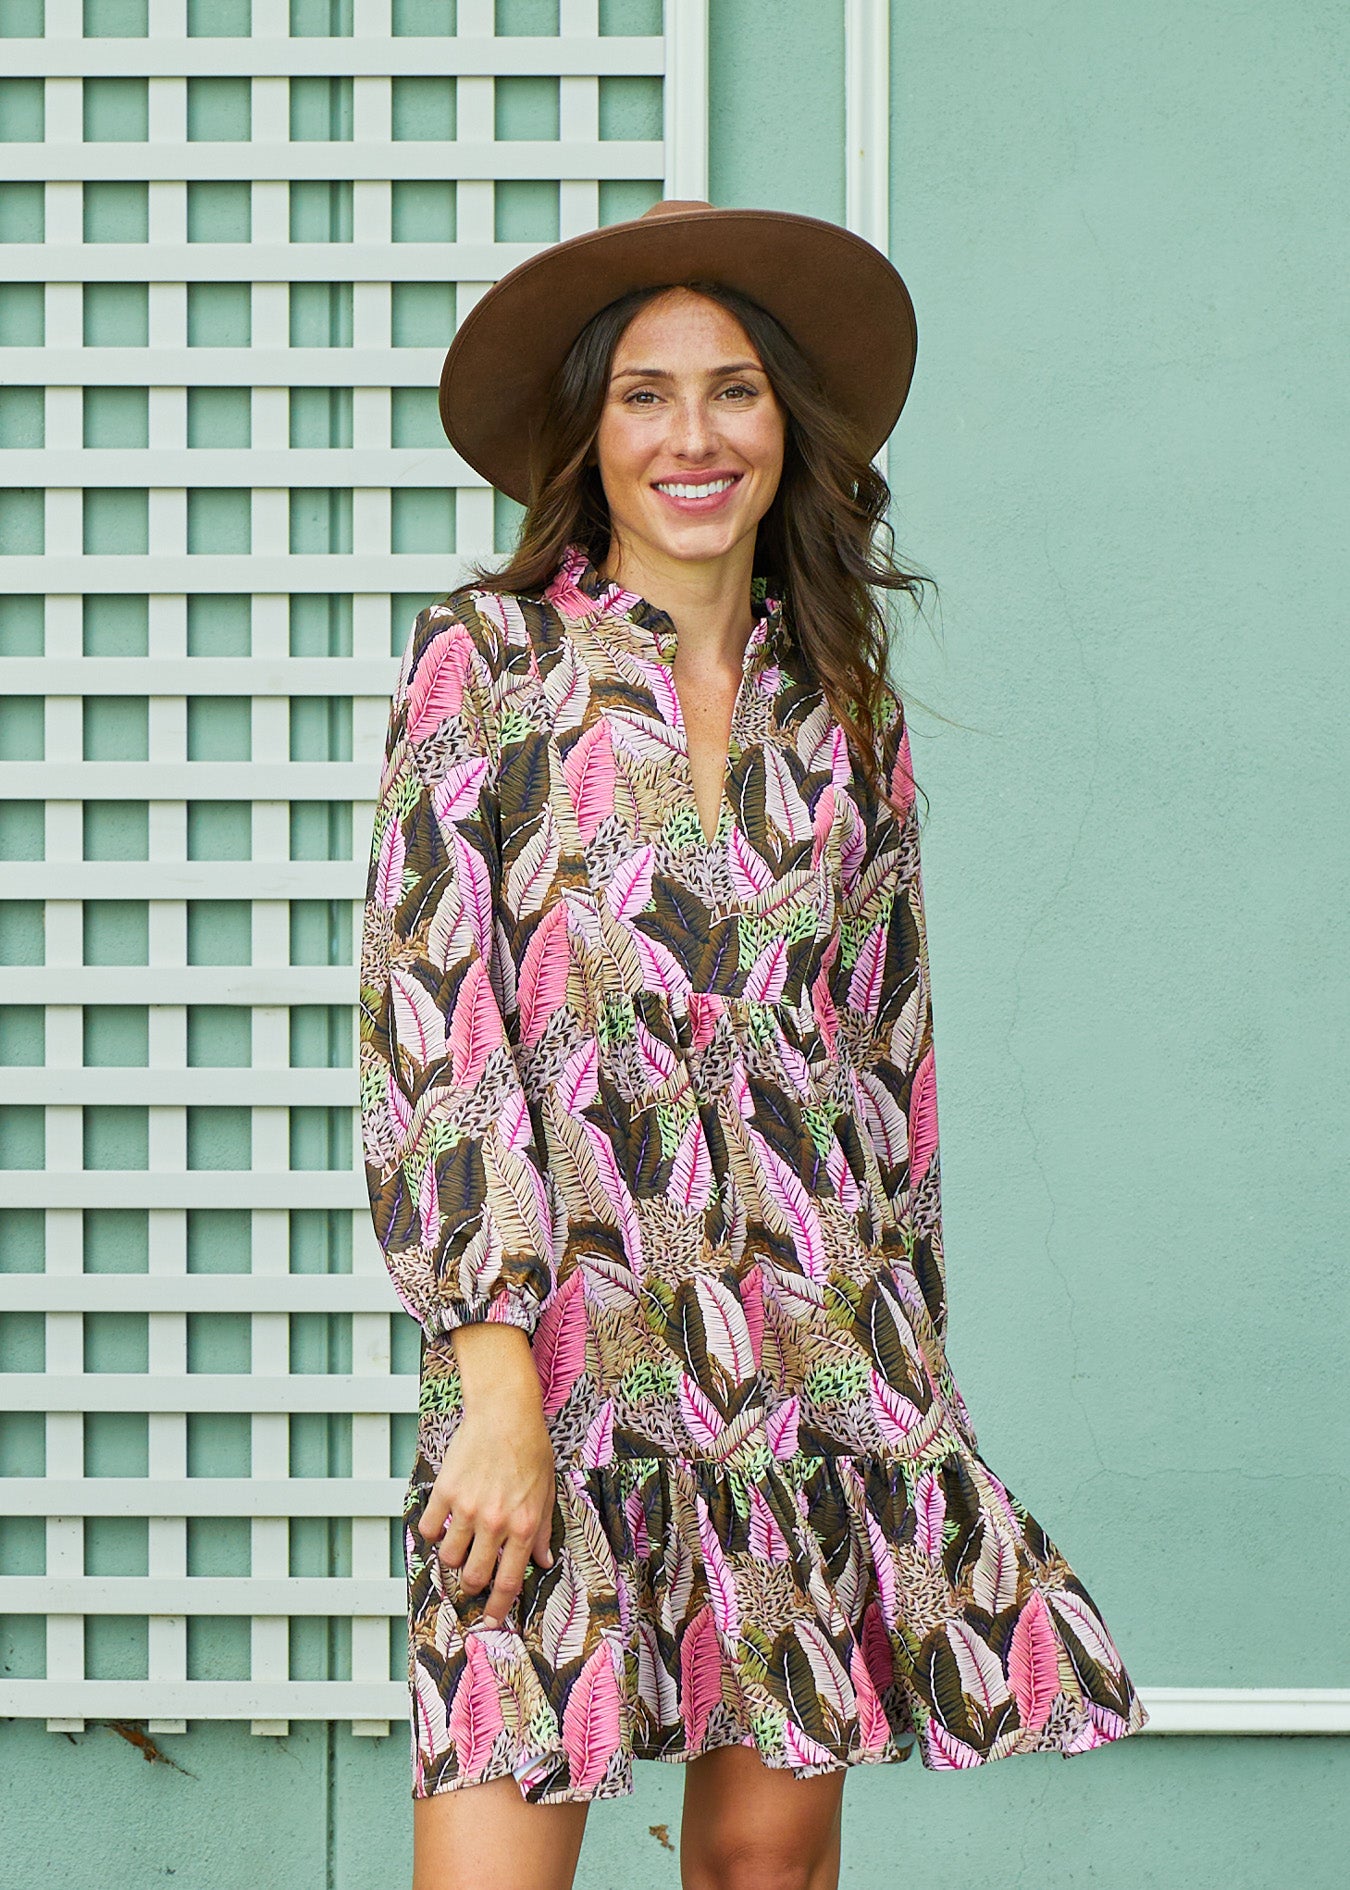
{"left": 359, "top": 546, "right": 1148, "bottom": 1804}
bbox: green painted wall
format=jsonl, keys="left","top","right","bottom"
{"left": 3, "top": 3, "right": 1347, "bottom": 1884}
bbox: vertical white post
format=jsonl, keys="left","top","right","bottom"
{"left": 845, "top": 0, "right": 892, "bottom": 479}
{"left": 664, "top": 0, "right": 709, "bottom": 202}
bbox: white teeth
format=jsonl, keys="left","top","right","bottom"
{"left": 655, "top": 478, "right": 735, "bottom": 499}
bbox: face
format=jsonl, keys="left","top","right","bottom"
{"left": 593, "top": 288, "right": 786, "bottom": 579}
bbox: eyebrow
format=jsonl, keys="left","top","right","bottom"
{"left": 610, "top": 361, "right": 765, "bottom": 381}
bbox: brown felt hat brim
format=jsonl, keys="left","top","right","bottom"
{"left": 438, "top": 201, "right": 918, "bottom": 506}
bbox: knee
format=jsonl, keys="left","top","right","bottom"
{"left": 685, "top": 1838, "right": 818, "bottom": 1890}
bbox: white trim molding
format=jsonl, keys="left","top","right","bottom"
{"left": 844, "top": 0, "right": 890, "bottom": 255}
{"left": 664, "top": 0, "right": 710, "bottom": 200}
{"left": 1137, "top": 1689, "right": 1350, "bottom": 1737}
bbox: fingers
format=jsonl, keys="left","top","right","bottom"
{"left": 531, "top": 1511, "right": 556, "bottom": 1570}
{"left": 480, "top": 1537, "right": 531, "bottom": 1630}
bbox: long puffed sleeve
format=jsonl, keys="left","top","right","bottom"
{"left": 833, "top": 688, "right": 950, "bottom": 1348}
{"left": 359, "top": 594, "right": 556, "bottom": 1339}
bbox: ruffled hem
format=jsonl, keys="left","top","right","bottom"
{"left": 403, "top": 1439, "right": 1148, "bottom": 1804}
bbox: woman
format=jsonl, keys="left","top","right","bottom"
{"left": 360, "top": 202, "right": 1147, "bottom": 1890}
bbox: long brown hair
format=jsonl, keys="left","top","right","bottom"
{"left": 470, "top": 280, "right": 934, "bottom": 805}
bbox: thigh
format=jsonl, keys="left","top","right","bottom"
{"left": 412, "top": 1774, "right": 590, "bottom": 1890}
{"left": 679, "top": 1746, "right": 846, "bottom": 1890}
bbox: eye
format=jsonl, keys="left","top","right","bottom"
{"left": 718, "top": 382, "right": 759, "bottom": 400}
{"left": 622, "top": 387, "right": 661, "bottom": 406}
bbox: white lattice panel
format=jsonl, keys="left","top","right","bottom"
{"left": 0, "top": 0, "right": 707, "bottom": 1738}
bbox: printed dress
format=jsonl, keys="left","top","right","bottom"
{"left": 359, "top": 545, "right": 1148, "bottom": 1803}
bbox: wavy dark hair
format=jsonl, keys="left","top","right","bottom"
{"left": 470, "top": 280, "right": 935, "bottom": 806}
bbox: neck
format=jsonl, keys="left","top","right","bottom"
{"left": 599, "top": 533, "right": 756, "bottom": 665}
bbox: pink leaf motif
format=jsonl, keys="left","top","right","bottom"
{"left": 418, "top": 1153, "right": 440, "bottom": 1249}
{"left": 581, "top": 1119, "right": 644, "bottom": 1273}
{"left": 847, "top": 922, "right": 887, "bottom": 1019}
{"left": 582, "top": 1397, "right": 614, "bottom": 1468}
{"left": 605, "top": 844, "right": 655, "bottom": 922}
{"left": 449, "top": 958, "right": 503, "bottom": 1089}
{"left": 386, "top": 1070, "right": 411, "bottom": 1144}
{"left": 747, "top": 1484, "right": 791, "bottom": 1562}
{"left": 766, "top": 1396, "right": 799, "bottom": 1462}
{"left": 633, "top": 930, "right": 691, "bottom": 999}
{"left": 861, "top": 1599, "right": 896, "bottom": 1696}
{"left": 679, "top": 1605, "right": 722, "bottom": 1750}
{"left": 925, "top": 1720, "right": 983, "bottom": 1769}
{"left": 748, "top": 1130, "right": 825, "bottom": 1278}
{"left": 913, "top": 1468, "right": 946, "bottom": 1561}
{"left": 738, "top": 1264, "right": 764, "bottom": 1371}
{"left": 850, "top": 1642, "right": 891, "bottom": 1753}
{"left": 517, "top": 901, "right": 570, "bottom": 1046}
{"left": 633, "top": 1018, "right": 677, "bottom": 1087}
{"left": 406, "top": 626, "right": 473, "bottom": 743}
{"left": 889, "top": 720, "right": 916, "bottom": 820}
{"left": 625, "top": 1487, "right": 650, "bottom": 1559}
{"left": 561, "top": 1641, "right": 622, "bottom": 1791}
{"left": 432, "top": 755, "right": 490, "bottom": 826}
{"left": 447, "top": 1634, "right": 504, "bottom": 1778}
{"left": 908, "top": 1046, "right": 938, "bottom": 1187}
{"left": 812, "top": 963, "right": 839, "bottom": 1057}
{"left": 678, "top": 1373, "right": 725, "bottom": 1453}
{"left": 452, "top": 832, "right": 493, "bottom": 966}
{"left": 561, "top": 721, "right": 616, "bottom": 844}
{"left": 687, "top": 991, "right": 724, "bottom": 1050}
{"left": 825, "top": 1138, "right": 861, "bottom": 1211}
{"left": 694, "top": 1491, "right": 741, "bottom": 1639}
{"left": 783, "top": 1719, "right": 837, "bottom": 1769}
{"left": 669, "top": 1115, "right": 712, "bottom": 1211}
{"left": 390, "top": 969, "right": 447, "bottom": 1067}
{"left": 1008, "top": 1588, "right": 1060, "bottom": 1735}
{"left": 375, "top": 813, "right": 405, "bottom": 910}
{"left": 559, "top": 1038, "right": 600, "bottom": 1114}
{"left": 744, "top": 937, "right": 789, "bottom": 1004}
{"left": 811, "top": 784, "right": 837, "bottom": 870}
{"left": 728, "top": 827, "right": 773, "bottom": 901}
{"left": 532, "top": 1269, "right": 587, "bottom": 1419}
{"left": 862, "top": 1507, "right": 898, "bottom": 1629}
{"left": 868, "top": 1371, "right": 924, "bottom": 1447}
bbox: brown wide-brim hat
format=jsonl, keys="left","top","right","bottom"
{"left": 439, "top": 200, "right": 918, "bottom": 506}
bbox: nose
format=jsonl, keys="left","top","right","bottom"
{"left": 667, "top": 394, "right": 718, "bottom": 461}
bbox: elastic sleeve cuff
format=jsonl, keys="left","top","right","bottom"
{"left": 420, "top": 1285, "right": 542, "bottom": 1342}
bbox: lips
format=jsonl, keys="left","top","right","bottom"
{"left": 650, "top": 473, "right": 743, "bottom": 513}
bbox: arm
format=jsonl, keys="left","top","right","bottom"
{"left": 360, "top": 595, "right": 559, "bottom": 1622}
{"left": 833, "top": 688, "right": 949, "bottom": 1347}
{"left": 359, "top": 594, "right": 557, "bottom": 1343}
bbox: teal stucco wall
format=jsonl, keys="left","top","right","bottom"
{"left": 3, "top": 2, "right": 1347, "bottom": 1884}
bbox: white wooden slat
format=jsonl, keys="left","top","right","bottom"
{"left": 4, "top": 1175, "right": 371, "bottom": 1211}
{"left": 0, "top": 659, "right": 414, "bottom": 693}
{"left": 7, "top": 1374, "right": 418, "bottom": 1414}
{"left": 4, "top": 450, "right": 475, "bottom": 486}
{"left": 1, "top": 1278, "right": 402, "bottom": 1313}
{"left": 0, "top": 1068, "right": 361, "bottom": 1105}
{"left": 0, "top": 1479, "right": 407, "bottom": 1517}
{"left": 7, "top": 141, "right": 662, "bottom": 183}
{"left": 6, "top": 867, "right": 363, "bottom": 900}
{"left": 3, "top": 1579, "right": 404, "bottom": 1617}
{"left": 1, "top": 970, "right": 361, "bottom": 1005}
{"left": 0, "top": 348, "right": 447, "bottom": 386}
{"left": 0, "top": 556, "right": 486, "bottom": 591}
{"left": 1, "top": 37, "right": 666, "bottom": 80}
{"left": 0, "top": 1681, "right": 413, "bottom": 1720}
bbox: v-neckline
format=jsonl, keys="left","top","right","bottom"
{"left": 553, "top": 545, "right": 788, "bottom": 850}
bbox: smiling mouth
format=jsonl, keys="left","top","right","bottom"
{"left": 651, "top": 475, "right": 740, "bottom": 499}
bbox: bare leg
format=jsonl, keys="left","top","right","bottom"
{"left": 678, "top": 1746, "right": 846, "bottom": 1890}
{"left": 412, "top": 1775, "right": 591, "bottom": 1890}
